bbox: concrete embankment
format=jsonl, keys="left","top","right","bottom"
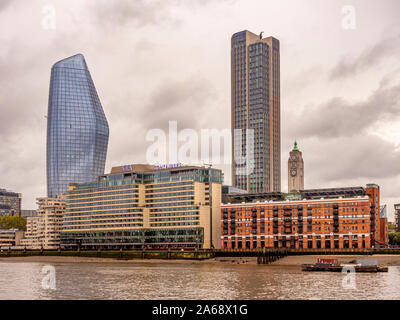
{"left": 0, "top": 250, "right": 215, "bottom": 260}
{"left": 1, "top": 250, "right": 400, "bottom": 265}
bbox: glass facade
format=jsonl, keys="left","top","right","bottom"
{"left": 232, "top": 31, "right": 248, "bottom": 190}
{"left": 0, "top": 188, "right": 21, "bottom": 216}
{"left": 231, "top": 30, "right": 280, "bottom": 193}
{"left": 248, "top": 41, "right": 270, "bottom": 192}
{"left": 46, "top": 54, "right": 109, "bottom": 198}
{"left": 60, "top": 228, "right": 204, "bottom": 249}
{"left": 61, "top": 165, "right": 222, "bottom": 249}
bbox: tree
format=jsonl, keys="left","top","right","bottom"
{"left": 389, "top": 233, "right": 400, "bottom": 246}
{"left": 0, "top": 215, "right": 27, "bottom": 230}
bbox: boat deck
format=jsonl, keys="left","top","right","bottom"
{"left": 301, "top": 264, "right": 388, "bottom": 272}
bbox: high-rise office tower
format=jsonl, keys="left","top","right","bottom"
{"left": 0, "top": 188, "right": 21, "bottom": 216}
{"left": 46, "top": 54, "right": 109, "bottom": 198}
{"left": 231, "top": 30, "right": 280, "bottom": 193}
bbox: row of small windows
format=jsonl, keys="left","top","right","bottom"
{"left": 150, "top": 217, "right": 199, "bottom": 222}
{"left": 150, "top": 206, "right": 199, "bottom": 213}
{"left": 67, "top": 204, "right": 138, "bottom": 213}
{"left": 68, "top": 185, "right": 138, "bottom": 195}
{"left": 150, "top": 211, "right": 199, "bottom": 217}
{"left": 64, "top": 213, "right": 143, "bottom": 222}
{"left": 150, "top": 222, "right": 200, "bottom": 227}
{"left": 64, "top": 209, "right": 143, "bottom": 217}
{"left": 64, "top": 223, "right": 143, "bottom": 230}
{"left": 67, "top": 199, "right": 139, "bottom": 208}
{"left": 67, "top": 193, "right": 138, "bottom": 203}
{"left": 148, "top": 201, "right": 194, "bottom": 208}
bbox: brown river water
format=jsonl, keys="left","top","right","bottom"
{"left": 0, "top": 261, "right": 399, "bottom": 300}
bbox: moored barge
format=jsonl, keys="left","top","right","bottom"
{"left": 301, "top": 258, "right": 388, "bottom": 272}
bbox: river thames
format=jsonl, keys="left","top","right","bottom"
{"left": 0, "top": 260, "right": 399, "bottom": 300}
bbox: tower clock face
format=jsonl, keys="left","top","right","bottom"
{"left": 291, "top": 170, "right": 297, "bottom": 176}
{"left": 291, "top": 162, "right": 297, "bottom": 168}
{"left": 291, "top": 155, "right": 296, "bottom": 161}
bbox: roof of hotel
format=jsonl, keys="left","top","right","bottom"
{"left": 109, "top": 164, "right": 218, "bottom": 175}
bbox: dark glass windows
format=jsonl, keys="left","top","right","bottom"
{"left": 47, "top": 54, "right": 109, "bottom": 198}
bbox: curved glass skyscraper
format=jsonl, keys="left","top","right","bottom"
{"left": 47, "top": 54, "right": 109, "bottom": 198}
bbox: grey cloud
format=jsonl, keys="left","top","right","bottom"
{"left": 379, "top": 67, "right": 400, "bottom": 89}
{"left": 286, "top": 81, "right": 400, "bottom": 139}
{"left": 0, "top": 125, "right": 46, "bottom": 209}
{"left": 90, "top": 0, "right": 237, "bottom": 28}
{"left": 91, "top": 0, "right": 168, "bottom": 28}
{"left": 104, "top": 75, "right": 219, "bottom": 170}
{"left": 0, "top": 49, "right": 47, "bottom": 140}
{"left": 134, "top": 39, "right": 157, "bottom": 53}
{"left": 141, "top": 76, "right": 218, "bottom": 131}
{"left": 330, "top": 34, "right": 400, "bottom": 80}
{"left": 0, "top": 0, "right": 12, "bottom": 12}
{"left": 281, "top": 133, "right": 400, "bottom": 190}
{"left": 317, "top": 135, "right": 400, "bottom": 181}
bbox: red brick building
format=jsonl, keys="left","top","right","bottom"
{"left": 221, "top": 184, "right": 386, "bottom": 249}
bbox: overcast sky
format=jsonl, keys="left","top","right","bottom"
{"left": 1, "top": 0, "right": 400, "bottom": 220}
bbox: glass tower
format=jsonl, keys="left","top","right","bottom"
{"left": 231, "top": 30, "right": 280, "bottom": 193}
{"left": 46, "top": 54, "right": 109, "bottom": 198}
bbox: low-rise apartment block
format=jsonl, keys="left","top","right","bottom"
{"left": 221, "top": 184, "right": 386, "bottom": 249}
{"left": 0, "top": 229, "right": 24, "bottom": 248}
{"left": 21, "top": 197, "right": 65, "bottom": 249}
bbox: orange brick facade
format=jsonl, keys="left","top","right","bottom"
{"left": 221, "top": 185, "right": 385, "bottom": 249}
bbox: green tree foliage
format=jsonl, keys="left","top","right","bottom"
{"left": 0, "top": 215, "right": 27, "bottom": 231}
{"left": 389, "top": 233, "right": 400, "bottom": 246}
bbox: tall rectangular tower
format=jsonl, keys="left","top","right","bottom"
{"left": 231, "top": 30, "right": 280, "bottom": 193}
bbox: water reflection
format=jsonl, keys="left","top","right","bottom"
{"left": 0, "top": 262, "right": 399, "bottom": 300}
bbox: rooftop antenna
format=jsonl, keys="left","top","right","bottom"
{"left": 259, "top": 31, "right": 264, "bottom": 40}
